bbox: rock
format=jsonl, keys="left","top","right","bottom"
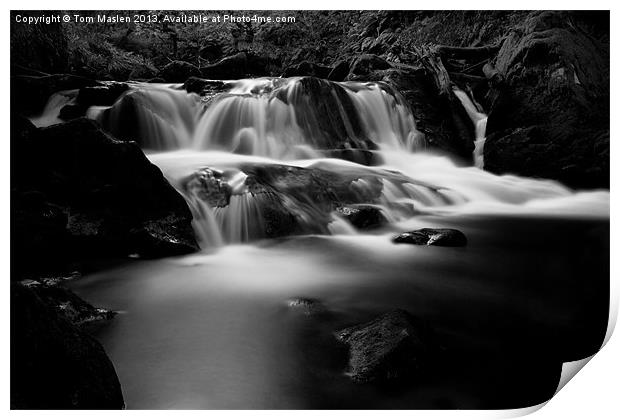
{"left": 484, "top": 11, "right": 609, "bottom": 188}
{"left": 392, "top": 228, "right": 467, "bottom": 246}
{"left": 77, "top": 83, "right": 129, "bottom": 106}
{"left": 59, "top": 83, "right": 129, "bottom": 121}
{"left": 200, "top": 52, "right": 269, "bottom": 79}
{"left": 348, "top": 54, "right": 392, "bottom": 78}
{"left": 182, "top": 162, "right": 393, "bottom": 239}
{"left": 160, "top": 60, "right": 202, "bottom": 82}
{"left": 286, "top": 297, "right": 329, "bottom": 317}
{"left": 11, "top": 74, "right": 100, "bottom": 116}
{"left": 283, "top": 61, "right": 332, "bottom": 78}
{"left": 199, "top": 40, "right": 224, "bottom": 61}
{"left": 11, "top": 117, "right": 198, "bottom": 278}
{"left": 367, "top": 66, "right": 476, "bottom": 159}
{"left": 183, "top": 77, "right": 228, "bottom": 96}
{"left": 336, "top": 205, "right": 387, "bottom": 229}
{"left": 327, "top": 60, "right": 350, "bottom": 82}
{"left": 275, "top": 77, "right": 375, "bottom": 150}
{"left": 11, "top": 283, "right": 124, "bottom": 409}
{"left": 20, "top": 280, "right": 115, "bottom": 331}
{"left": 336, "top": 309, "right": 432, "bottom": 383}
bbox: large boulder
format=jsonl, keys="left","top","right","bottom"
{"left": 160, "top": 60, "right": 202, "bottom": 82}
{"left": 181, "top": 162, "right": 394, "bottom": 240}
{"left": 484, "top": 11, "right": 609, "bottom": 188}
{"left": 11, "top": 116, "right": 198, "bottom": 278}
{"left": 11, "top": 283, "right": 124, "bottom": 409}
{"left": 336, "top": 309, "right": 433, "bottom": 383}
{"left": 59, "top": 83, "right": 129, "bottom": 121}
{"left": 347, "top": 54, "right": 392, "bottom": 79}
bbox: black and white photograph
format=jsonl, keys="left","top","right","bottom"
{"left": 8, "top": 6, "right": 612, "bottom": 412}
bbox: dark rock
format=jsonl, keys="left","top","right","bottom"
{"left": 160, "top": 60, "right": 202, "bottom": 82}
{"left": 182, "top": 162, "right": 394, "bottom": 239}
{"left": 393, "top": 228, "right": 467, "bottom": 246}
{"left": 11, "top": 74, "right": 100, "bottom": 116}
{"left": 78, "top": 83, "right": 129, "bottom": 106}
{"left": 199, "top": 40, "right": 224, "bottom": 61}
{"left": 336, "top": 309, "right": 432, "bottom": 383}
{"left": 336, "top": 205, "right": 387, "bottom": 229}
{"left": 283, "top": 61, "right": 332, "bottom": 79}
{"left": 327, "top": 60, "right": 351, "bottom": 82}
{"left": 275, "top": 77, "right": 375, "bottom": 150}
{"left": 201, "top": 52, "right": 269, "bottom": 79}
{"left": 286, "top": 297, "right": 329, "bottom": 317}
{"left": 183, "top": 77, "right": 228, "bottom": 96}
{"left": 384, "top": 66, "right": 476, "bottom": 159}
{"left": 348, "top": 54, "right": 392, "bottom": 78}
{"left": 321, "top": 148, "right": 381, "bottom": 166}
{"left": 11, "top": 117, "right": 198, "bottom": 278}
{"left": 11, "top": 283, "right": 124, "bottom": 409}
{"left": 58, "top": 83, "right": 129, "bottom": 121}
{"left": 485, "top": 11, "right": 609, "bottom": 188}
{"left": 20, "top": 280, "right": 115, "bottom": 331}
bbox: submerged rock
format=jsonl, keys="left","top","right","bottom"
{"left": 336, "top": 309, "right": 432, "bottom": 383}
{"left": 393, "top": 228, "right": 467, "bottom": 246}
{"left": 11, "top": 283, "right": 124, "bottom": 409}
{"left": 286, "top": 297, "right": 330, "bottom": 317}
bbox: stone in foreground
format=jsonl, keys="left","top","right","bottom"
{"left": 393, "top": 228, "right": 467, "bottom": 246}
{"left": 336, "top": 309, "right": 432, "bottom": 383}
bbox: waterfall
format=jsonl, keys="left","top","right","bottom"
{"left": 30, "top": 78, "right": 609, "bottom": 249}
{"left": 91, "top": 78, "right": 425, "bottom": 157}
{"left": 30, "top": 89, "right": 79, "bottom": 127}
{"left": 453, "top": 88, "right": 488, "bottom": 168}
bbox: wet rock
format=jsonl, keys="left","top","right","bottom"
{"left": 287, "top": 297, "right": 330, "bottom": 317}
{"left": 384, "top": 66, "right": 476, "bottom": 159}
{"left": 485, "top": 11, "right": 609, "bottom": 188}
{"left": 327, "top": 60, "right": 351, "bottom": 82}
{"left": 11, "top": 74, "right": 100, "bottom": 116}
{"left": 59, "top": 83, "right": 129, "bottom": 120}
{"left": 336, "top": 205, "right": 387, "bottom": 230}
{"left": 283, "top": 61, "right": 332, "bottom": 78}
{"left": 336, "top": 309, "right": 432, "bottom": 383}
{"left": 11, "top": 117, "right": 198, "bottom": 278}
{"left": 182, "top": 162, "right": 394, "bottom": 239}
{"left": 393, "top": 228, "right": 467, "bottom": 246}
{"left": 11, "top": 283, "right": 124, "bottom": 409}
{"left": 77, "top": 83, "right": 129, "bottom": 106}
{"left": 20, "top": 280, "right": 115, "bottom": 331}
{"left": 183, "top": 77, "right": 228, "bottom": 96}
{"left": 160, "top": 60, "right": 202, "bottom": 82}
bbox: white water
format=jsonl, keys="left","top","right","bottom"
{"left": 30, "top": 89, "right": 79, "bottom": 127}
{"left": 30, "top": 78, "right": 609, "bottom": 247}
{"left": 453, "top": 88, "right": 488, "bottom": 168}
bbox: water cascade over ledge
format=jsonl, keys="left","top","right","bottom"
{"left": 35, "top": 77, "right": 609, "bottom": 248}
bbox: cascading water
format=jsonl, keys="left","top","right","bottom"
{"left": 453, "top": 88, "right": 488, "bottom": 168}
{"left": 33, "top": 77, "right": 609, "bottom": 248}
